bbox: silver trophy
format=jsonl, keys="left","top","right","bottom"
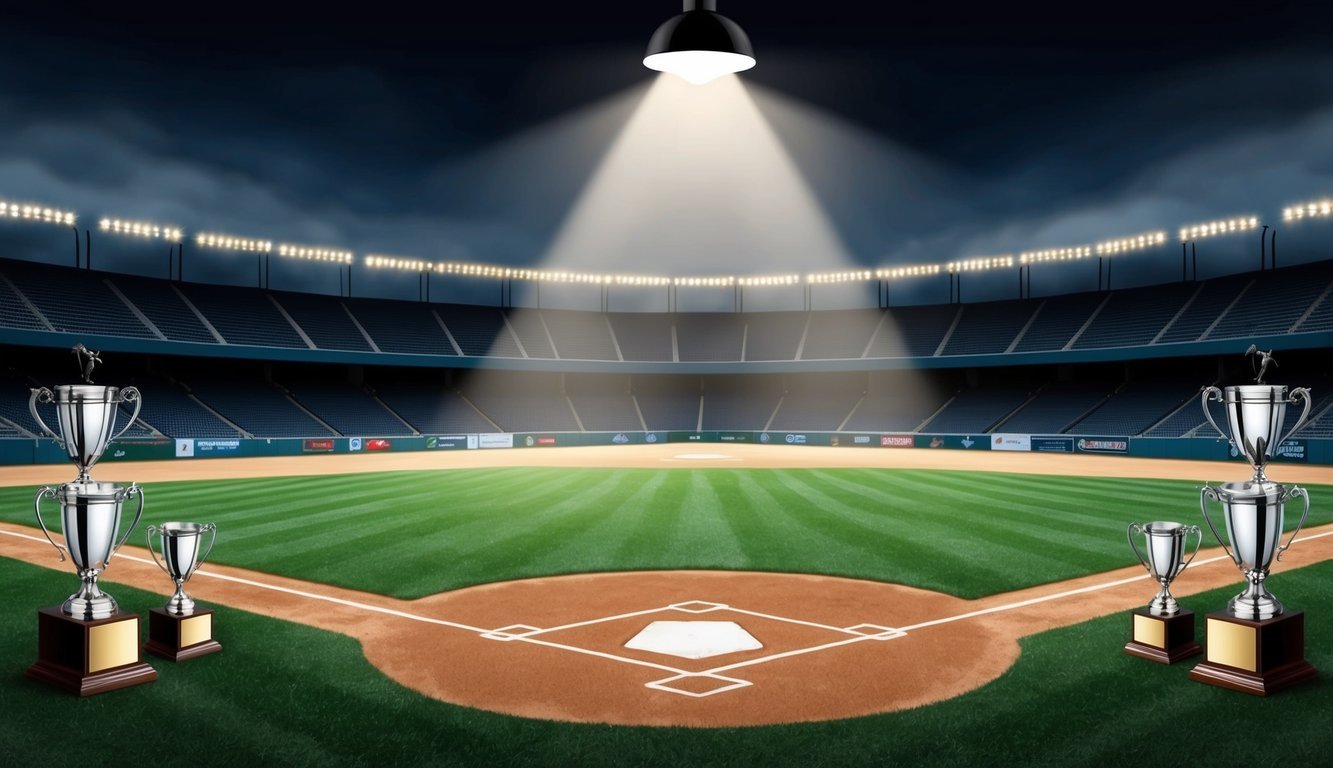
{"left": 1200, "top": 347, "right": 1311, "bottom": 483}
{"left": 1127, "top": 521, "right": 1201, "bottom": 616}
{"left": 1200, "top": 481, "right": 1310, "bottom": 620}
{"left": 34, "top": 481, "right": 145, "bottom": 619}
{"left": 30, "top": 384, "right": 141, "bottom": 482}
{"left": 146, "top": 522, "right": 217, "bottom": 615}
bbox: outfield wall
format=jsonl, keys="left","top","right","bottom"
{"left": 2, "top": 431, "right": 1329, "bottom": 466}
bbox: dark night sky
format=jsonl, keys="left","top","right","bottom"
{"left": 2, "top": 1, "right": 1332, "bottom": 306}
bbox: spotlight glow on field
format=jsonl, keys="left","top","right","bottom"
{"left": 541, "top": 74, "right": 853, "bottom": 283}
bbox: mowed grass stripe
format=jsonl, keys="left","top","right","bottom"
{"left": 3, "top": 469, "right": 1330, "bottom": 600}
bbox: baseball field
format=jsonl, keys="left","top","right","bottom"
{"left": 2, "top": 444, "right": 1332, "bottom": 766}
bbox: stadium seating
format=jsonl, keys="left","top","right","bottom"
{"left": 186, "top": 380, "right": 334, "bottom": 437}
{"left": 0, "top": 271, "right": 47, "bottom": 331}
{"left": 370, "top": 382, "right": 496, "bottom": 434}
{"left": 867, "top": 305, "right": 959, "bottom": 357}
{"left": 109, "top": 276, "right": 218, "bottom": 344}
{"left": 284, "top": 381, "right": 415, "bottom": 436}
{"left": 272, "top": 293, "right": 373, "bottom": 351}
{"left": 112, "top": 380, "right": 243, "bottom": 439}
{"left": 505, "top": 309, "right": 556, "bottom": 358}
{"left": 1068, "top": 379, "right": 1199, "bottom": 436}
{"left": 801, "top": 309, "right": 882, "bottom": 359}
{"left": 1011, "top": 293, "right": 1102, "bottom": 352}
{"left": 1073, "top": 283, "right": 1196, "bottom": 349}
{"left": 920, "top": 387, "right": 1030, "bottom": 434}
{"left": 609, "top": 313, "right": 674, "bottom": 361}
{"left": 743, "top": 312, "right": 807, "bottom": 361}
{"left": 435, "top": 304, "right": 521, "bottom": 357}
{"left": 178, "top": 283, "right": 307, "bottom": 348}
{"left": 346, "top": 300, "right": 458, "bottom": 356}
{"left": 767, "top": 373, "right": 864, "bottom": 430}
{"left": 998, "top": 381, "right": 1115, "bottom": 434}
{"left": 1205, "top": 261, "right": 1333, "bottom": 340}
{"left": 1154, "top": 275, "right": 1251, "bottom": 344}
{"left": 942, "top": 300, "right": 1039, "bottom": 356}
{"left": 701, "top": 375, "right": 783, "bottom": 430}
{"left": 2, "top": 261, "right": 155, "bottom": 339}
{"left": 542, "top": 309, "right": 618, "bottom": 360}
{"left": 675, "top": 313, "right": 745, "bottom": 361}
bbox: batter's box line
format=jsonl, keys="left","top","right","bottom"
{"left": 481, "top": 624, "right": 543, "bottom": 641}
{"left": 645, "top": 673, "right": 753, "bottom": 698}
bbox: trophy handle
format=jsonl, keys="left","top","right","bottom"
{"left": 108, "top": 484, "right": 145, "bottom": 568}
{"left": 1277, "top": 486, "right": 1310, "bottom": 562}
{"left": 1125, "top": 523, "right": 1152, "bottom": 576}
{"left": 192, "top": 523, "right": 218, "bottom": 578}
{"left": 1179, "top": 524, "right": 1203, "bottom": 576}
{"left": 28, "top": 388, "right": 61, "bottom": 441}
{"left": 33, "top": 486, "right": 66, "bottom": 562}
{"left": 1199, "top": 485, "right": 1238, "bottom": 566}
{"left": 110, "top": 386, "right": 143, "bottom": 443}
{"left": 145, "top": 524, "right": 169, "bottom": 576}
{"left": 1278, "top": 387, "right": 1312, "bottom": 446}
{"left": 1199, "top": 386, "right": 1228, "bottom": 445}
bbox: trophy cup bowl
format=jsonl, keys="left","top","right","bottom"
{"left": 30, "top": 384, "right": 142, "bottom": 481}
{"left": 1201, "top": 384, "right": 1311, "bottom": 480}
{"left": 1200, "top": 481, "right": 1309, "bottom": 620}
{"left": 1127, "top": 521, "right": 1201, "bottom": 616}
{"left": 147, "top": 522, "right": 217, "bottom": 616}
{"left": 34, "top": 481, "right": 145, "bottom": 620}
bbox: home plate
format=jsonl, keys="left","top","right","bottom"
{"left": 625, "top": 621, "right": 763, "bottom": 659}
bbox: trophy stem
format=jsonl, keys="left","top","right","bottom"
{"left": 63, "top": 570, "right": 118, "bottom": 620}
{"left": 1229, "top": 571, "right": 1283, "bottom": 621}
{"left": 164, "top": 580, "right": 195, "bottom": 616}
{"left": 1148, "top": 584, "right": 1180, "bottom": 617}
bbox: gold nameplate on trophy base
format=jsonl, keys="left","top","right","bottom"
{"left": 88, "top": 619, "right": 139, "bottom": 673}
{"left": 1133, "top": 615, "right": 1165, "bottom": 649}
{"left": 1205, "top": 617, "right": 1257, "bottom": 672}
{"left": 146, "top": 607, "right": 222, "bottom": 661}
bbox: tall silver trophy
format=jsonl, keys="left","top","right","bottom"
{"left": 147, "top": 522, "right": 217, "bottom": 615}
{"left": 25, "top": 346, "right": 158, "bottom": 695}
{"left": 1127, "top": 521, "right": 1201, "bottom": 616}
{"left": 1190, "top": 347, "right": 1316, "bottom": 695}
{"left": 34, "top": 481, "right": 145, "bottom": 619}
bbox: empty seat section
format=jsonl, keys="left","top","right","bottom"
{"left": 633, "top": 375, "right": 701, "bottom": 430}
{"left": 999, "top": 382, "right": 1114, "bottom": 434}
{"left": 437, "top": 305, "right": 522, "bottom": 357}
{"left": 701, "top": 375, "right": 782, "bottom": 430}
{"left": 273, "top": 293, "right": 372, "bottom": 351}
{"left": 4, "top": 261, "right": 154, "bottom": 338}
{"left": 867, "top": 305, "right": 958, "bottom": 357}
{"left": 566, "top": 374, "right": 641, "bottom": 431}
{"left": 767, "top": 373, "right": 864, "bottom": 430}
{"left": 743, "top": 312, "right": 806, "bottom": 361}
{"left": 802, "top": 310, "right": 882, "bottom": 359}
{"left": 345, "top": 300, "right": 456, "bottom": 355}
{"left": 285, "top": 381, "right": 413, "bottom": 436}
{"left": 110, "top": 277, "right": 216, "bottom": 343}
{"left": 921, "top": 388, "right": 1028, "bottom": 433}
{"left": 1069, "top": 380, "right": 1198, "bottom": 436}
{"left": 543, "top": 310, "right": 617, "bottom": 360}
{"left": 1012, "top": 294, "right": 1101, "bottom": 352}
{"left": 1154, "top": 276, "right": 1251, "bottom": 344}
{"left": 1206, "top": 262, "right": 1333, "bottom": 340}
{"left": 186, "top": 380, "right": 333, "bottom": 437}
{"left": 459, "top": 372, "right": 578, "bottom": 432}
{"left": 609, "top": 313, "right": 673, "bottom": 361}
{"left": 943, "top": 300, "right": 1037, "bottom": 355}
{"left": 371, "top": 383, "right": 494, "bottom": 433}
{"left": 1073, "top": 283, "right": 1195, "bottom": 349}
{"left": 505, "top": 310, "right": 555, "bottom": 358}
{"left": 676, "top": 313, "right": 744, "bottom": 361}
{"left": 112, "top": 381, "right": 241, "bottom": 438}
{"left": 179, "top": 284, "right": 306, "bottom": 348}
{"left": 0, "top": 270, "right": 46, "bottom": 330}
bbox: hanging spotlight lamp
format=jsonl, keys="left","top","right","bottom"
{"left": 643, "top": 0, "right": 755, "bottom": 85}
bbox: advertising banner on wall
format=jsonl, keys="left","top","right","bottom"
{"left": 199, "top": 439, "right": 243, "bottom": 455}
{"left": 1031, "top": 437, "right": 1075, "bottom": 453}
{"left": 991, "top": 434, "right": 1032, "bottom": 452}
{"left": 426, "top": 435, "right": 472, "bottom": 450}
{"left": 1272, "top": 439, "right": 1307, "bottom": 463}
{"left": 880, "top": 434, "right": 914, "bottom": 448}
{"left": 303, "top": 439, "right": 335, "bottom": 453}
{"left": 915, "top": 435, "right": 989, "bottom": 450}
{"left": 479, "top": 433, "right": 514, "bottom": 449}
{"left": 1076, "top": 438, "right": 1128, "bottom": 454}
{"left": 175, "top": 438, "right": 195, "bottom": 458}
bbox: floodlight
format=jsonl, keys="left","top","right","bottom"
{"left": 644, "top": 0, "right": 755, "bottom": 85}
{"left": 875, "top": 265, "right": 942, "bottom": 280}
{"left": 1018, "top": 247, "right": 1091, "bottom": 265}
{"left": 0, "top": 199, "right": 76, "bottom": 226}
{"left": 99, "top": 218, "right": 182, "bottom": 241}
{"left": 1094, "top": 231, "right": 1167, "bottom": 256}
{"left": 1282, "top": 200, "right": 1333, "bottom": 222}
{"left": 278, "top": 244, "right": 354, "bottom": 264}
{"left": 946, "top": 256, "right": 1014, "bottom": 273}
{"left": 196, "top": 233, "right": 271, "bottom": 252}
{"left": 1178, "top": 217, "right": 1259, "bottom": 242}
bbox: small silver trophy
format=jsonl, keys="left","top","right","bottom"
{"left": 1127, "top": 521, "right": 1201, "bottom": 616}
{"left": 147, "top": 522, "right": 217, "bottom": 616}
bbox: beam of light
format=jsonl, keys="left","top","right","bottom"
{"left": 196, "top": 232, "right": 271, "bottom": 252}
{"left": 278, "top": 244, "right": 353, "bottom": 264}
{"left": 0, "top": 199, "right": 76, "bottom": 225}
{"left": 539, "top": 74, "right": 855, "bottom": 282}
{"left": 100, "top": 217, "right": 182, "bottom": 241}
{"left": 1178, "top": 216, "right": 1259, "bottom": 242}
{"left": 1283, "top": 199, "right": 1333, "bottom": 222}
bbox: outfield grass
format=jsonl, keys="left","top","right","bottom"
{"left": 2, "top": 555, "right": 1331, "bottom": 767}
{"left": 5, "top": 468, "right": 1331, "bottom": 599}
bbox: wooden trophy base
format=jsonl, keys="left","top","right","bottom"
{"left": 145, "top": 607, "right": 221, "bottom": 661}
{"left": 1190, "top": 610, "right": 1316, "bottom": 696}
{"left": 1124, "top": 608, "right": 1202, "bottom": 664}
{"left": 26, "top": 606, "right": 157, "bottom": 696}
